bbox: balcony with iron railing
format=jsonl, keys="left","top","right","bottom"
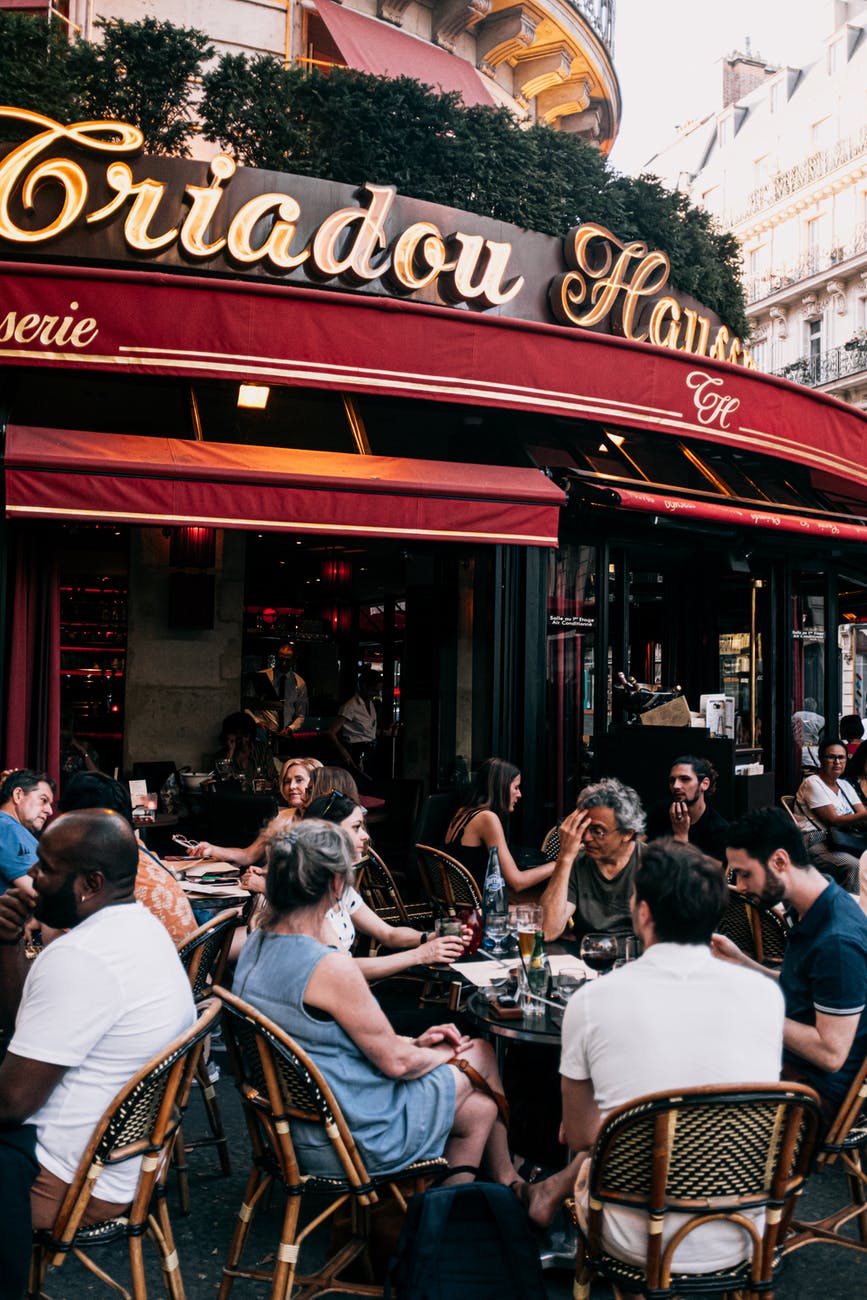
{"left": 774, "top": 339, "right": 867, "bottom": 389}
{"left": 725, "top": 124, "right": 867, "bottom": 229}
{"left": 742, "top": 224, "right": 867, "bottom": 304}
{"left": 566, "top": 0, "right": 615, "bottom": 49}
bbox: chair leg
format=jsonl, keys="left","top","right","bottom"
{"left": 272, "top": 1194, "right": 303, "bottom": 1300}
{"left": 173, "top": 1126, "right": 191, "bottom": 1217}
{"left": 218, "top": 1166, "right": 271, "bottom": 1300}
{"left": 189, "top": 1061, "right": 232, "bottom": 1177}
{"left": 27, "top": 1243, "right": 48, "bottom": 1299}
{"left": 148, "top": 1189, "right": 187, "bottom": 1300}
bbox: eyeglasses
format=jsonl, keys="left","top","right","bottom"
{"left": 823, "top": 754, "right": 847, "bottom": 764}
{"left": 584, "top": 822, "right": 617, "bottom": 840}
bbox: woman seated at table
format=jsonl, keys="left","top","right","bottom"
{"left": 444, "top": 757, "right": 555, "bottom": 896}
{"left": 795, "top": 737, "right": 867, "bottom": 904}
{"left": 232, "top": 818, "right": 525, "bottom": 1187}
{"left": 306, "top": 765, "right": 360, "bottom": 805}
{"left": 187, "top": 757, "right": 321, "bottom": 867}
{"left": 242, "top": 792, "right": 465, "bottom": 978}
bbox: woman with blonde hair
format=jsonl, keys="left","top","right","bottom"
{"left": 187, "top": 757, "right": 321, "bottom": 867}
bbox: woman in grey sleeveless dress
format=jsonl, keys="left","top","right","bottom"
{"left": 233, "top": 818, "right": 526, "bottom": 1188}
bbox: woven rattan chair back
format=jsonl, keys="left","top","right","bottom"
{"left": 356, "top": 849, "right": 433, "bottom": 929}
{"left": 415, "top": 843, "right": 482, "bottom": 914}
{"left": 718, "top": 887, "right": 787, "bottom": 968}
{"left": 31, "top": 997, "right": 220, "bottom": 1299}
{"left": 576, "top": 1083, "right": 821, "bottom": 1300}
{"left": 177, "top": 908, "right": 239, "bottom": 1000}
{"left": 214, "top": 986, "right": 446, "bottom": 1299}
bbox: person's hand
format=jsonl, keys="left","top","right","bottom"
{"left": 0, "top": 883, "right": 36, "bottom": 945}
{"left": 414, "top": 1024, "right": 471, "bottom": 1052}
{"left": 419, "top": 934, "right": 465, "bottom": 965}
{"left": 240, "top": 867, "right": 266, "bottom": 894}
{"left": 668, "top": 800, "right": 690, "bottom": 841}
{"left": 558, "top": 808, "right": 592, "bottom": 861}
{"left": 711, "top": 933, "right": 744, "bottom": 964}
{"left": 187, "top": 841, "right": 214, "bottom": 859}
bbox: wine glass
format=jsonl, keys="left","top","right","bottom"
{"left": 579, "top": 932, "right": 619, "bottom": 974}
{"left": 486, "top": 913, "right": 509, "bottom": 957}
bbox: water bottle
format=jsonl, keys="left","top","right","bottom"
{"left": 482, "top": 846, "right": 508, "bottom": 951}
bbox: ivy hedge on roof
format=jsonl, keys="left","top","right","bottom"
{"left": 0, "top": 12, "right": 748, "bottom": 337}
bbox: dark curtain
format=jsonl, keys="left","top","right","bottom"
{"left": 3, "top": 523, "right": 60, "bottom": 786}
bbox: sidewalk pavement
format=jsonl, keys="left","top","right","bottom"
{"left": 43, "top": 1070, "right": 866, "bottom": 1297}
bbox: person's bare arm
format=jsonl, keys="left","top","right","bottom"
{"left": 561, "top": 1076, "right": 603, "bottom": 1153}
{"left": 540, "top": 809, "right": 590, "bottom": 940}
{"left": 305, "top": 949, "right": 466, "bottom": 1078}
{"left": 0, "top": 885, "right": 36, "bottom": 1035}
{"left": 325, "top": 715, "right": 355, "bottom": 768}
{"left": 188, "top": 837, "right": 264, "bottom": 867}
{"left": 0, "top": 1054, "right": 65, "bottom": 1126}
{"left": 810, "top": 799, "right": 867, "bottom": 828}
{"left": 784, "top": 1010, "right": 860, "bottom": 1073}
{"left": 710, "top": 932, "right": 781, "bottom": 980}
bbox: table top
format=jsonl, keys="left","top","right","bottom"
{"left": 464, "top": 987, "right": 564, "bottom": 1047}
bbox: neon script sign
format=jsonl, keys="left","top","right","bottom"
{"left": 0, "top": 108, "right": 753, "bottom": 366}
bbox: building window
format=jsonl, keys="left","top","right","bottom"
{"left": 770, "top": 79, "right": 784, "bottom": 113}
{"left": 828, "top": 39, "right": 843, "bottom": 75}
{"left": 753, "top": 155, "right": 770, "bottom": 185}
{"left": 808, "top": 318, "right": 822, "bottom": 382}
{"left": 810, "top": 117, "right": 832, "bottom": 148}
{"left": 718, "top": 116, "right": 732, "bottom": 147}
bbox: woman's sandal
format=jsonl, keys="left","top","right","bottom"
{"left": 447, "top": 1056, "right": 510, "bottom": 1125}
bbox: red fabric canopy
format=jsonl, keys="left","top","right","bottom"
{"left": 4, "top": 426, "right": 564, "bottom": 547}
{"left": 314, "top": 0, "right": 495, "bottom": 107}
{"left": 613, "top": 485, "right": 867, "bottom": 544}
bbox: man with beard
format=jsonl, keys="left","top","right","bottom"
{"left": 715, "top": 806, "right": 867, "bottom": 1121}
{"left": 646, "top": 755, "right": 729, "bottom": 864}
{"left": 0, "top": 809, "right": 194, "bottom": 1297}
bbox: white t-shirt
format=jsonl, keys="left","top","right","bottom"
{"left": 10, "top": 902, "right": 195, "bottom": 1203}
{"left": 326, "top": 885, "right": 363, "bottom": 949}
{"left": 338, "top": 695, "right": 378, "bottom": 745}
{"left": 560, "top": 943, "right": 784, "bottom": 1272}
{"left": 796, "top": 775, "right": 861, "bottom": 832}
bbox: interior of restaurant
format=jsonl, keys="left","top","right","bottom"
{"left": 9, "top": 361, "right": 867, "bottom": 849}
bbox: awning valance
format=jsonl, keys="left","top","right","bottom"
{"left": 313, "top": 0, "right": 496, "bottom": 107}
{"left": 610, "top": 484, "right": 867, "bottom": 544}
{"left": 4, "top": 427, "right": 564, "bottom": 547}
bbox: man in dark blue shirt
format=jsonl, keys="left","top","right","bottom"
{"left": 716, "top": 806, "right": 867, "bottom": 1118}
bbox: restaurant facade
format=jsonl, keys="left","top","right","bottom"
{"left": 4, "top": 107, "right": 867, "bottom": 841}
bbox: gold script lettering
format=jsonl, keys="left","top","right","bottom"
{"left": 389, "top": 222, "right": 449, "bottom": 291}
{"left": 179, "top": 155, "right": 235, "bottom": 258}
{"left": 226, "top": 194, "right": 307, "bottom": 268}
{"left": 440, "top": 234, "right": 523, "bottom": 307}
{"left": 0, "top": 300, "right": 98, "bottom": 348}
{"left": 0, "top": 108, "right": 142, "bottom": 243}
{"left": 311, "top": 183, "right": 394, "bottom": 284}
{"left": 87, "top": 163, "right": 176, "bottom": 251}
{"left": 648, "top": 298, "right": 682, "bottom": 348}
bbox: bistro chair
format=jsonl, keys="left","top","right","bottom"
{"left": 173, "top": 910, "right": 240, "bottom": 1211}
{"left": 214, "top": 987, "right": 448, "bottom": 1300}
{"left": 717, "top": 886, "right": 788, "bottom": 968}
{"left": 415, "top": 843, "right": 483, "bottom": 915}
{"left": 572, "top": 1082, "right": 821, "bottom": 1300}
{"left": 28, "top": 997, "right": 220, "bottom": 1300}
{"left": 356, "top": 848, "right": 434, "bottom": 931}
{"left": 785, "top": 1049, "right": 867, "bottom": 1256}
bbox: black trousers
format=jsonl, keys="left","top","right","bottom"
{"left": 0, "top": 1124, "right": 38, "bottom": 1300}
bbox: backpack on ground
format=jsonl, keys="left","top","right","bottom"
{"left": 384, "top": 1181, "right": 548, "bottom": 1300}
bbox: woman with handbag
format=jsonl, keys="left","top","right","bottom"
{"left": 795, "top": 738, "right": 867, "bottom": 910}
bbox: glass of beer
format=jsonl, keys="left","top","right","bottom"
{"left": 516, "top": 904, "right": 542, "bottom": 962}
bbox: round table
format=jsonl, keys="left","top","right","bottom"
{"left": 464, "top": 988, "right": 563, "bottom": 1054}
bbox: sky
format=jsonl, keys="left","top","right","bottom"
{"left": 608, "top": 0, "right": 834, "bottom": 175}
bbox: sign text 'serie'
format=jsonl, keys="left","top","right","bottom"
{"left": 0, "top": 108, "right": 753, "bottom": 367}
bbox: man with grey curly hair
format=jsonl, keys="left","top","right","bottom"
{"left": 540, "top": 778, "right": 646, "bottom": 942}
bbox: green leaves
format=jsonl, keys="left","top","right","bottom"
{"left": 0, "top": 14, "right": 746, "bottom": 332}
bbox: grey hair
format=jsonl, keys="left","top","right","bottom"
{"left": 265, "top": 818, "right": 356, "bottom": 914}
{"left": 577, "top": 777, "right": 646, "bottom": 836}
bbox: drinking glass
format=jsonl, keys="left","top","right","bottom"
{"left": 516, "top": 904, "right": 542, "bottom": 964}
{"left": 579, "top": 932, "right": 619, "bottom": 974}
{"left": 521, "top": 962, "right": 548, "bottom": 1019}
{"left": 457, "top": 907, "right": 483, "bottom": 955}
{"left": 486, "top": 913, "right": 509, "bottom": 956}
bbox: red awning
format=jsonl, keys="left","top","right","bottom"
{"left": 313, "top": 0, "right": 495, "bottom": 107}
{"left": 4, "top": 427, "right": 564, "bottom": 547}
{"left": 612, "top": 485, "right": 867, "bottom": 544}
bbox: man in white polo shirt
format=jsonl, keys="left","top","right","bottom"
{"left": 556, "top": 839, "right": 784, "bottom": 1273}
{"left": 0, "top": 809, "right": 194, "bottom": 1297}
